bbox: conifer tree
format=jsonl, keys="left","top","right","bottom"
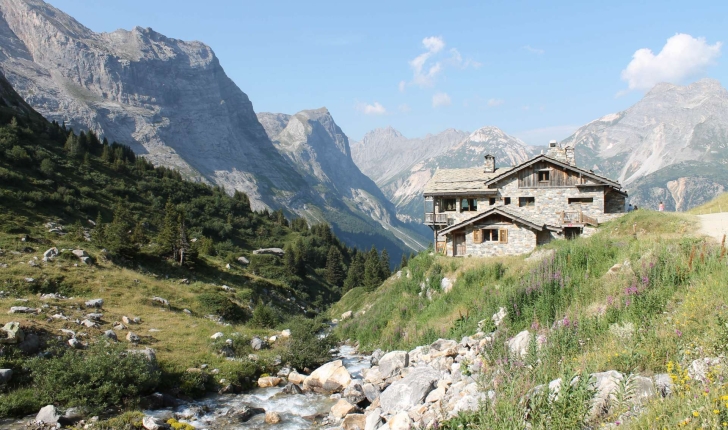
{"left": 157, "top": 201, "right": 178, "bottom": 257}
{"left": 379, "top": 249, "right": 391, "bottom": 279}
{"left": 130, "top": 222, "right": 147, "bottom": 245}
{"left": 105, "top": 202, "right": 135, "bottom": 256}
{"left": 363, "top": 247, "right": 382, "bottom": 291}
{"left": 177, "top": 214, "right": 191, "bottom": 265}
{"left": 93, "top": 211, "right": 106, "bottom": 244}
{"left": 400, "top": 253, "right": 408, "bottom": 269}
{"left": 343, "top": 252, "right": 365, "bottom": 291}
{"left": 325, "top": 246, "right": 345, "bottom": 286}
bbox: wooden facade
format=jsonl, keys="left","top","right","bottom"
{"left": 516, "top": 162, "right": 595, "bottom": 188}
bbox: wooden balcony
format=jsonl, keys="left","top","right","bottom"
{"left": 560, "top": 211, "right": 598, "bottom": 227}
{"left": 424, "top": 212, "right": 449, "bottom": 226}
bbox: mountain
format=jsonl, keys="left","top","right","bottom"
{"left": 351, "top": 127, "right": 469, "bottom": 186}
{"left": 257, "top": 108, "right": 429, "bottom": 252}
{"left": 371, "top": 126, "right": 535, "bottom": 225}
{"left": 562, "top": 79, "right": 728, "bottom": 211}
{"left": 0, "top": 0, "right": 424, "bottom": 256}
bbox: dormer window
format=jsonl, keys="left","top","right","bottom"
{"left": 538, "top": 170, "right": 550, "bottom": 182}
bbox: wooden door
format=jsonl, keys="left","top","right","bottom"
{"left": 453, "top": 233, "right": 466, "bottom": 256}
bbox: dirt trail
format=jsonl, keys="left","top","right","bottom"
{"left": 698, "top": 213, "right": 728, "bottom": 243}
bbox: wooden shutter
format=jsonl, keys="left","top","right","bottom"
{"left": 499, "top": 229, "right": 508, "bottom": 244}
{"left": 473, "top": 229, "right": 483, "bottom": 244}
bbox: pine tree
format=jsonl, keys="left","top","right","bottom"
{"left": 400, "top": 253, "right": 408, "bottom": 269}
{"left": 93, "top": 212, "right": 106, "bottom": 244}
{"left": 284, "top": 244, "right": 298, "bottom": 276}
{"left": 101, "top": 139, "right": 112, "bottom": 162}
{"left": 177, "top": 214, "right": 191, "bottom": 265}
{"left": 363, "top": 247, "right": 383, "bottom": 292}
{"left": 343, "top": 252, "right": 365, "bottom": 291}
{"left": 105, "top": 202, "right": 135, "bottom": 256}
{"left": 325, "top": 246, "right": 345, "bottom": 286}
{"left": 157, "top": 201, "right": 178, "bottom": 257}
{"left": 130, "top": 222, "right": 147, "bottom": 245}
{"left": 379, "top": 249, "right": 391, "bottom": 279}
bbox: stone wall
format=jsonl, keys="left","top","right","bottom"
{"left": 444, "top": 220, "right": 539, "bottom": 257}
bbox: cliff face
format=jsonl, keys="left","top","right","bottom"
{"left": 0, "top": 0, "right": 302, "bottom": 209}
{"left": 562, "top": 79, "right": 728, "bottom": 211}
{"left": 0, "top": 0, "right": 426, "bottom": 255}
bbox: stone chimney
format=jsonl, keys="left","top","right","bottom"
{"left": 546, "top": 140, "right": 575, "bottom": 165}
{"left": 484, "top": 154, "right": 495, "bottom": 173}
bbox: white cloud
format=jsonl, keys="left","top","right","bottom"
{"left": 398, "top": 80, "right": 406, "bottom": 93}
{"left": 406, "top": 36, "right": 478, "bottom": 88}
{"left": 621, "top": 33, "right": 722, "bottom": 92}
{"left": 398, "top": 103, "right": 411, "bottom": 113}
{"left": 432, "top": 92, "right": 451, "bottom": 108}
{"left": 356, "top": 101, "right": 387, "bottom": 115}
{"left": 422, "top": 36, "right": 445, "bottom": 53}
{"left": 488, "top": 98, "right": 504, "bottom": 107}
{"left": 522, "top": 45, "right": 545, "bottom": 55}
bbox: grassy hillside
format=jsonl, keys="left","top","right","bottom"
{"left": 332, "top": 209, "right": 728, "bottom": 428}
{"left": 689, "top": 191, "right": 728, "bottom": 214}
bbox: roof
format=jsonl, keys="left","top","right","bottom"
{"left": 483, "top": 154, "right": 622, "bottom": 189}
{"left": 437, "top": 206, "right": 548, "bottom": 236}
{"left": 424, "top": 166, "right": 513, "bottom": 196}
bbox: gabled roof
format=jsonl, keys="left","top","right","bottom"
{"left": 437, "top": 206, "right": 546, "bottom": 236}
{"left": 424, "top": 166, "right": 512, "bottom": 196}
{"left": 483, "top": 154, "right": 622, "bottom": 189}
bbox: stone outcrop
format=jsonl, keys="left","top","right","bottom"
{"left": 303, "top": 360, "right": 352, "bottom": 393}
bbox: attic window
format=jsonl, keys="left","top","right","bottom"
{"left": 538, "top": 170, "right": 550, "bottom": 182}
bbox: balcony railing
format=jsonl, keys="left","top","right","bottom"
{"left": 560, "top": 211, "right": 598, "bottom": 227}
{"left": 424, "top": 212, "right": 449, "bottom": 225}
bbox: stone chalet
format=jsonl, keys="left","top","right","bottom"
{"left": 423, "top": 142, "right": 627, "bottom": 257}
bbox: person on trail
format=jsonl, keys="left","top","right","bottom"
{"left": 628, "top": 203, "right": 633, "bottom": 212}
{"left": 658, "top": 201, "right": 664, "bottom": 212}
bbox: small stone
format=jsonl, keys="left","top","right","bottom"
{"left": 258, "top": 376, "right": 282, "bottom": 387}
{"left": 85, "top": 299, "right": 103, "bottom": 308}
{"left": 211, "top": 332, "right": 224, "bottom": 340}
{"left": 0, "top": 368, "right": 13, "bottom": 384}
{"left": 151, "top": 296, "right": 169, "bottom": 306}
{"left": 68, "top": 338, "right": 83, "bottom": 349}
{"left": 331, "top": 398, "right": 356, "bottom": 419}
{"left": 126, "top": 332, "right": 141, "bottom": 343}
{"left": 36, "top": 405, "right": 61, "bottom": 424}
{"left": 280, "top": 329, "right": 291, "bottom": 338}
{"left": 265, "top": 411, "right": 281, "bottom": 424}
{"left": 103, "top": 330, "right": 118, "bottom": 341}
{"left": 86, "top": 313, "right": 103, "bottom": 321}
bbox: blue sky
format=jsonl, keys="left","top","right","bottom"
{"left": 48, "top": 0, "right": 727, "bottom": 145}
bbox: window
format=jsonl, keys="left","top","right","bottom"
{"left": 504, "top": 197, "right": 511, "bottom": 205}
{"left": 443, "top": 198, "right": 457, "bottom": 211}
{"left": 461, "top": 198, "right": 478, "bottom": 212}
{"left": 568, "top": 197, "right": 594, "bottom": 205}
{"left": 538, "top": 170, "right": 550, "bottom": 182}
{"left": 489, "top": 198, "right": 497, "bottom": 206}
{"left": 519, "top": 197, "right": 535, "bottom": 207}
{"left": 478, "top": 228, "right": 508, "bottom": 243}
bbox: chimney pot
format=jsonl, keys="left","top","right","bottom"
{"left": 484, "top": 154, "right": 495, "bottom": 173}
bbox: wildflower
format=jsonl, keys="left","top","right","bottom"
{"left": 676, "top": 329, "right": 683, "bottom": 337}
{"left": 693, "top": 411, "right": 699, "bottom": 417}
{"left": 715, "top": 409, "right": 721, "bottom": 414}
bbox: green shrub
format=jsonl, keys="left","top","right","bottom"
{"left": 197, "top": 292, "right": 247, "bottom": 322}
{"left": 281, "top": 316, "right": 336, "bottom": 370}
{"left": 25, "top": 342, "right": 160, "bottom": 415}
{"left": 250, "top": 301, "right": 278, "bottom": 328}
{"left": 0, "top": 388, "right": 43, "bottom": 417}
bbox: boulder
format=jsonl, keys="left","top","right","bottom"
{"left": 103, "top": 330, "right": 118, "bottom": 341}
{"left": 237, "top": 256, "right": 250, "bottom": 265}
{"left": 80, "top": 319, "right": 98, "bottom": 328}
{"left": 341, "top": 310, "right": 353, "bottom": 320}
{"left": 43, "top": 247, "right": 58, "bottom": 261}
{"left": 331, "top": 398, "right": 356, "bottom": 419}
{"left": 211, "top": 332, "right": 224, "bottom": 340}
{"left": 72, "top": 249, "right": 88, "bottom": 258}
{"left": 253, "top": 247, "right": 285, "bottom": 256}
{"left": 85, "top": 298, "right": 103, "bottom": 308}
{"left": 282, "top": 382, "right": 303, "bottom": 395}
{"left": 142, "top": 415, "right": 169, "bottom": 430}
{"left": 257, "top": 376, "right": 282, "bottom": 388}
{"left": 344, "top": 381, "right": 367, "bottom": 405}
{"left": 0, "top": 368, "right": 13, "bottom": 384}
{"left": 631, "top": 375, "right": 656, "bottom": 404}
{"left": 388, "top": 411, "right": 413, "bottom": 430}
{"left": 221, "top": 285, "right": 235, "bottom": 292}
{"left": 288, "top": 370, "right": 306, "bottom": 385}
{"left": 342, "top": 413, "right": 366, "bottom": 430}
{"left": 68, "top": 338, "right": 83, "bottom": 349}
{"left": 379, "top": 350, "right": 409, "bottom": 378}
{"left": 365, "top": 408, "right": 382, "bottom": 430}
{"left": 362, "top": 382, "right": 381, "bottom": 402}
{"left": 303, "top": 360, "right": 352, "bottom": 393}
{"left": 492, "top": 307, "right": 507, "bottom": 327}
{"left": 280, "top": 329, "right": 291, "bottom": 338}
{"left": 126, "top": 332, "right": 141, "bottom": 343}
{"left": 8, "top": 306, "right": 37, "bottom": 314}
{"left": 590, "top": 370, "right": 624, "bottom": 418}
{"left": 440, "top": 277, "right": 454, "bottom": 293}
{"left": 688, "top": 357, "right": 723, "bottom": 381}
{"left": 370, "top": 349, "right": 384, "bottom": 366}
{"left": 425, "top": 386, "right": 446, "bottom": 403}
{"left": 430, "top": 339, "right": 458, "bottom": 352}
{"left": 508, "top": 330, "right": 532, "bottom": 358}
{"left": 251, "top": 336, "right": 264, "bottom": 350}
{"left": 265, "top": 411, "right": 281, "bottom": 424}
{"left": 86, "top": 313, "right": 104, "bottom": 321}
{"left": 36, "top": 405, "right": 61, "bottom": 424}
{"left": 226, "top": 406, "right": 266, "bottom": 422}
{"left": 379, "top": 367, "right": 440, "bottom": 413}
{"left": 151, "top": 296, "right": 169, "bottom": 307}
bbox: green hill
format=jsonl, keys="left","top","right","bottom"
{"left": 332, "top": 208, "right": 728, "bottom": 428}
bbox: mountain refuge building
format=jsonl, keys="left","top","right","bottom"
{"left": 423, "top": 141, "right": 627, "bottom": 257}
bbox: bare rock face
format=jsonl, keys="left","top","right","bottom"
{"left": 303, "top": 360, "right": 352, "bottom": 393}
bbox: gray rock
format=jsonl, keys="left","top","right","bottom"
{"left": 103, "top": 330, "right": 118, "bottom": 341}
{"left": 72, "top": 249, "right": 88, "bottom": 258}
{"left": 85, "top": 298, "right": 103, "bottom": 308}
{"left": 8, "top": 306, "right": 37, "bottom": 314}
{"left": 86, "top": 313, "right": 103, "bottom": 321}
{"left": 68, "top": 338, "right": 83, "bottom": 349}
{"left": 253, "top": 248, "right": 285, "bottom": 257}
{"left": 142, "top": 415, "right": 169, "bottom": 430}
{"left": 379, "top": 367, "right": 440, "bottom": 413}
{"left": 126, "top": 332, "right": 141, "bottom": 343}
{"left": 343, "top": 380, "right": 367, "bottom": 405}
{"left": 80, "top": 319, "right": 99, "bottom": 328}
{"left": 631, "top": 375, "right": 656, "bottom": 404}
{"left": 653, "top": 373, "right": 673, "bottom": 397}
{"left": 226, "top": 405, "right": 266, "bottom": 422}
{"left": 370, "top": 349, "right": 384, "bottom": 366}
{"left": 430, "top": 338, "right": 458, "bottom": 352}
{"left": 43, "top": 247, "right": 58, "bottom": 261}
{"left": 362, "top": 382, "right": 381, "bottom": 402}
{"left": 151, "top": 296, "right": 169, "bottom": 307}
{"left": 282, "top": 382, "right": 303, "bottom": 395}
{"left": 36, "top": 405, "right": 61, "bottom": 424}
{"left": 378, "top": 350, "right": 408, "bottom": 378}
{"left": 365, "top": 408, "right": 382, "bottom": 430}
{"left": 237, "top": 256, "right": 249, "bottom": 265}
{"left": 0, "top": 368, "right": 12, "bottom": 384}
{"left": 508, "top": 330, "right": 532, "bottom": 358}
{"left": 251, "top": 336, "right": 264, "bottom": 350}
